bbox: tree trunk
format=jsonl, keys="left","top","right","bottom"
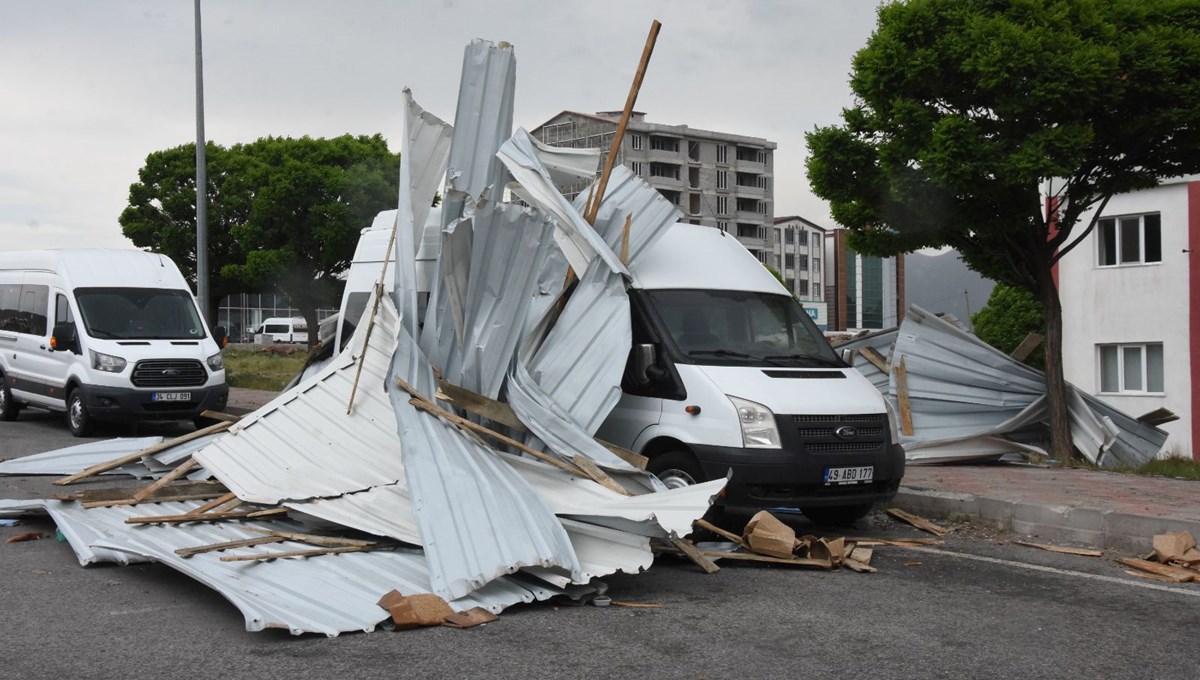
{"left": 1035, "top": 259, "right": 1076, "bottom": 462}
{"left": 298, "top": 303, "right": 320, "bottom": 351}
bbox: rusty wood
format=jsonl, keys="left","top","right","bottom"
{"left": 54, "top": 421, "right": 231, "bottom": 485}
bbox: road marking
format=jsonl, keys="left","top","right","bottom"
{"left": 899, "top": 545, "right": 1200, "bottom": 598}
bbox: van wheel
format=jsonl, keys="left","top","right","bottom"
{"left": 648, "top": 450, "right": 705, "bottom": 490}
{"left": 66, "top": 388, "right": 95, "bottom": 437}
{"left": 0, "top": 377, "right": 20, "bottom": 421}
{"left": 801, "top": 503, "right": 874, "bottom": 528}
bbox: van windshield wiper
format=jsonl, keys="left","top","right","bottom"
{"left": 687, "top": 349, "right": 786, "bottom": 366}
{"left": 761, "top": 353, "right": 845, "bottom": 368}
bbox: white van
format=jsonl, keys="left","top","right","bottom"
{"left": 0, "top": 249, "right": 229, "bottom": 436}
{"left": 594, "top": 224, "right": 905, "bottom": 525}
{"left": 254, "top": 317, "right": 308, "bottom": 345}
{"left": 333, "top": 220, "right": 904, "bottom": 525}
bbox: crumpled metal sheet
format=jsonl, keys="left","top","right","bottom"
{"left": 833, "top": 328, "right": 898, "bottom": 393}
{"left": 26, "top": 499, "right": 563, "bottom": 636}
{"left": 876, "top": 305, "right": 1166, "bottom": 466}
{"left": 570, "top": 165, "right": 681, "bottom": 276}
{"left": 0, "top": 437, "right": 163, "bottom": 478}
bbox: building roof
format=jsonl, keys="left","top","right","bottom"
{"left": 531, "top": 110, "right": 777, "bottom": 149}
{"left": 773, "top": 215, "right": 828, "bottom": 231}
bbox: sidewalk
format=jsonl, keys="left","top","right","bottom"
{"left": 895, "top": 463, "right": 1200, "bottom": 553}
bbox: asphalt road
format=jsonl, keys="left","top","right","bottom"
{"left": 2, "top": 412, "right": 1198, "bottom": 680}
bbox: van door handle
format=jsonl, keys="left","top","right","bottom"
{"left": 39, "top": 345, "right": 46, "bottom": 350}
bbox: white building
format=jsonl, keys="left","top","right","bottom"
{"left": 770, "top": 216, "right": 827, "bottom": 329}
{"left": 1057, "top": 176, "right": 1199, "bottom": 460}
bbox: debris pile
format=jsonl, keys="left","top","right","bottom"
{"left": 0, "top": 35, "right": 738, "bottom": 636}
{"left": 1120, "top": 531, "right": 1200, "bottom": 583}
{"left": 835, "top": 306, "right": 1170, "bottom": 467}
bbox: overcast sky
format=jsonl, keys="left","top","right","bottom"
{"left": 1, "top": 0, "right": 882, "bottom": 251}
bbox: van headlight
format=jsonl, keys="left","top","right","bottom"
{"left": 90, "top": 350, "right": 127, "bottom": 373}
{"left": 206, "top": 353, "right": 225, "bottom": 372}
{"left": 728, "top": 395, "right": 781, "bottom": 449}
{"left": 884, "top": 398, "right": 902, "bottom": 442}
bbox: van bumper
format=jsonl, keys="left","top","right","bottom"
{"left": 80, "top": 384, "right": 229, "bottom": 423}
{"left": 692, "top": 441, "right": 906, "bottom": 508}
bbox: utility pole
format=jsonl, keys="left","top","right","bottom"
{"left": 194, "top": 0, "right": 209, "bottom": 325}
{"left": 963, "top": 289, "right": 972, "bottom": 329}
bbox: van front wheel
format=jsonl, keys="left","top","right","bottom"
{"left": 648, "top": 450, "right": 704, "bottom": 490}
{"left": 0, "top": 377, "right": 20, "bottom": 421}
{"left": 66, "top": 388, "right": 95, "bottom": 437}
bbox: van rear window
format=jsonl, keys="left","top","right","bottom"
{"left": 75, "top": 288, "right": 206, "bottom": 340}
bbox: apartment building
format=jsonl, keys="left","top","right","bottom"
{"left": 824, "top": 229, "right": 905, "bottom": 332}
{"left": 771, "top": 216, "right": 828, "bottom": 329}
{"left": 1057, "top": 176, "right": 1200, "bottom": 459}
{"left": 531, "top": 111, "right": 777, "bottom": 260}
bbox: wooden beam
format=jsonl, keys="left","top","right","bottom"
{"left": 700, "top": 550, "right": 834, "bottom": 569}
{"left": 595, "top": 439, "right": 649, "bottom": 470}
{"left": 886, "top": 508, "right": 949, "bottom": 537}
{"left": 1016, "top": 540, "right": 1103, "bottom": 557}
{"left": 583, "top": 20, "right": 662, "bottom": 225}
{"left": 694, "top": 519, "right": 746, "bottom": 546}
{"left": 669, "top": 536, "right": 720, "bottom": 574}
{"left": 125, "top": 506, "right": 285, "bottom": 525}
{"left": 245, "top": 528, "right": 378, "bottom": 548}
{"left": 130, "top": 457, "right": 199, "bottom": 503}
{"left": 619, "top": 213, "right": 632, "bottom": 266}
{"left": 858, "top": 346, "right": 889, "bottom": 373}
{"left": 200, "top": 409, "right": 242, "bottom": 423}
{"left": 80, "top": 491, "right": 227, "bottom": 510}
{"left": 54, "top": 421, "right": 231, "bottom": 485}
{"left": 192, "top": 492, "right": 238, "bottom": 514}
{"left": 893, "top": 355, "right": 915, "bottom": 436}
{"left": 175, "top": 536, "right": 284, "bottom": 558}
{"left": 1115, "top": 557, "right": 1195, "bottom": 582}
{"left": 1010, "top": 332, "right": 1044, "bottom": 362}
{"left": 436, "top": 379, "right": 528, "bottom": 432}
{"left": 219, "top": 543, "right": 399, "bottom": 562}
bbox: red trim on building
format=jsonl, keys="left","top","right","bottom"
{"left": 1046, "top": 196, "right": 1061, "bottom": 288}
{"left": 1188, "top": 183, "right": 1200, "bottom": 461}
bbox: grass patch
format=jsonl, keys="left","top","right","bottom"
{"left": 222, "top": 346, "right": 308, "bottom": 391}
{"left": 1133, "top": 457, "right": 1200, "bottom": 481}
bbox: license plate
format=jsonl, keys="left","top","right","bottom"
{"left": 824, "top": 466, "right": 874, "bottom": 485}
{"left": 151, "top": 392, "right": 192, "bottom": 402}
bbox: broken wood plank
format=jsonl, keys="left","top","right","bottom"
{"left": 847, "top": 546, "right": 874, "bottom": 565}
{"left": 619, "top": 213, "right": 632, "bottom": 266}
{"left": 435, "top": 379, "right": 528, "bottom": 432}
{"left": 858, "top": 346, "right": 889, "bottom": 373}
{"left": 199, "top": 409, "right": 242, "bottom": 423}
{"left": 1016, "top": 540, "right": 1103, "bottom": 557}
{"left": 886, "top": 508, "right": 949, "bottom": 537}
{"left": 851, "top": 536, "right": 944, "bottom": 547}
{"left": 1115, "top": 557, "right": 1195, "bottom": 582}
{"left": 69, "top": 480, "right": 226, "bottom": 503}
{"left": 80, "top": 490, "right": 228, "bottom": 509}
{"left": 670, "top": 536, "right": 720, "bottom": 574}
{"left": 54, "top": 421, "right": 232, "bottom": 485}
{"left": 1010, "top": 332, "right": 1044, "bottom": 362}
{"left": 175, "top": 536, "right": 285, "bottom": 558}
{"left": 130, "top": 456, "right": 200, "bottom": 503}
{"left": 245, "top": 528, "right": 378, "bottom": 548}
{"left": 1123, "top": 568, "right": 1183, "bottom": 583}
{"left": 694, "top": 518, "right": 746, "bottom": 546}
{"left": 219, "top": 543, "right": 400, "bottom": 562}
{"left": 842, "top": 558, "right": 877, "bottom": 573}
{"left": 442, "top": 607, "right": 499, "bottom": 628}
{"left": 595, "top": 439, "right": 649, "bottom": 470}
{"left": 1135, "top": 407, "right": 1179, "bottom": 427}
{"left": 570, "top": 455, "right": 634, "bottom": 497}
{"left": 125, "top": 506, "right": 284, "bottom": 525}
{"left": 892, "top": 356, "right": 915, "bottom": 436}
{"left": 610, "top": 601, "right": 664, "bottom": 609}
{"left": 701, "top": 550, "right": 834, "bottom": 569}
{"left": 192, "top": 492, "right": 238, "bottom": 514}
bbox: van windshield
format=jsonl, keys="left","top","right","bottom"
{"left": 644, "top": 289, "right": 841, "bottom": 367}
{"left": 74, "top": 288, "right": 206, "bottom": 340}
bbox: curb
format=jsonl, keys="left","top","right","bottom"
{"left": 893, "top": 487, "right": 1200, "bottom": 554}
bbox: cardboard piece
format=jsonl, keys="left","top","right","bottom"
{"left": 442, "top": 607, "right": 499, "bottom": 629}
{"left": 742, "top": 511, "right": 797, "bottom": 559}
{"left": 1152, "top": 531, "right": 1197, "bottom": 563}
{"left": 377, "top": 590, "right": 455, "bottom": 630}
{"left": 1179, "top": 548, "right": 1200, "bottom": 565}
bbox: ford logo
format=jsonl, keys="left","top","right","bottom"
{"left": 162, "top": 368, "right": 179, "bottom": 376}
{"left": 834, "top": 425, "right": 859, "bottom": 440}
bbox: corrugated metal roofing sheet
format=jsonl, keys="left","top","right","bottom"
{"left": 0, "top": 437, "right": 162, "bottom": 477}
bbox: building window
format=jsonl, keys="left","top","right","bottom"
{"left": 737, "top": 223, "right": 760, "bottom": 239}
{"left": 785, "top": 230, "right": 794, "bottom": 245}
{"left": 630, "top": 134, "right": 644, "bottom": 150}
{"left": 756, "top": 175, "right": 769, "bottom": 190}
{"left": 649, "top": 162, "right": 680, "bottom": 180}
{"left": 1099, "top": 343, "right": 1164, "bottom": 393}
{"left": 650, "top": 136, "right": 679, "bottom": 152}
{"left": 798, "top": 280, "right": 809, "bottom": 297}
{"left": 716, "top": 170, "right": 728, "bottom": 190}
{"left": 716, "top": 144, "right": 728, "bottom": 164}
{"left": 1098, "top": 214, "right": 1161, "bottom": 266}
{"left": 798, "top": 254, "right": 809, "bottom": 270}
{"left": 757, "top": 149, "right": 768, "bottom": 164}
{"left": 716, "top": 196, "right": 728, "bottom": 215}
{"left": 630, "top": 161, "right": 643, "bottom": 176}
{"left": 797, "top": 230, "right": 808, "bottom": 246}
{"left": 717, "top": 221, "right": 728, "bottom": 232}
{"left": 785, "top": 254, "right": 795, "bottom": 268}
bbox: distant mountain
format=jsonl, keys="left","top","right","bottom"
{"left": 904, "top": 249, "right": 995, "bottom": 329}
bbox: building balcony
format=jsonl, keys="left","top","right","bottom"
{"left": 645, "top": 148, "right": 685, "bottom": 164}
{"left": 736, "top": 209, "right": 767, "bottom": 223}
{"left": 734, "top": 183, "right": 765, "bottom": 198}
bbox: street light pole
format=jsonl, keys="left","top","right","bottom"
{"left": 194, "top": 0, "right": 209, "bottom": 325}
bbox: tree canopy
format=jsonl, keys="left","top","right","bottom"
{"left": 120, "top": 134, "right": 399, "bottom": 343}
{"left": 972, "top": 283, "right": 1045, "bottom": 370}
{"left": 806, "top": 0, "right": 1200, "bottom": 459}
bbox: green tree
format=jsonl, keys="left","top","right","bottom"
{"left": 806, "top": 0, "right": 1200, "bottom": 460}
{"left": 222, "top": 134, "right": 399, "bottom": 346}
{"left": 119, "top": 142, "right": 251, "bottom": 323}
{"left": 972, "top": 284, "right": 1045, "bottom": 370}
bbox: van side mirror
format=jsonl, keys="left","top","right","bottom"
{"left": 51, "top": 322, "right": 79, "bottom": 354}
{"left": 214, "top": 325, "right": 228, "bottom": 348}
{"left": 631, "top": 343, "right": 658, "bottom": 386}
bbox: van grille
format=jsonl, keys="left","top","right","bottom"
{"left": 777, "top": 413, "right": 888, "bottom": 454}
{"left": 131, "top": 359, "right": 207, "bottom": 388}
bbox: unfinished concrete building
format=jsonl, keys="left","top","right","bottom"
{"left": 531, "top": 111, "right": 777, "bottom": 261}
{"left": 771, "top": 215, "right": 828, "bottom": 330}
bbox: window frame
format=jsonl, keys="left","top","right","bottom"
{"left": 1096, "top": 213, "right": 1162, "bottom": 268}
{"left": 1097, "top": 342, "right": 1165, "bottom": 395}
